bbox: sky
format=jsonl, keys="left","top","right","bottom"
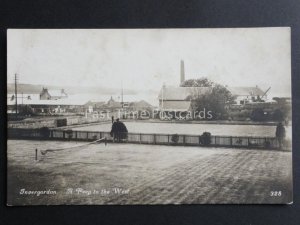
{"left": 7, "top": 28, "right": 292, "bottom": 102}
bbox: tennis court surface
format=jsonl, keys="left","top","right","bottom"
{"left": 7, "top": 140, "right": 292, "bottom": 205}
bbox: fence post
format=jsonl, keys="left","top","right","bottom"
{"left": 248, "top": 137, "right": 250, "bottom": 147}
{"left": 51, "top": 130, "right": 55, "bottom": 139}
{"left": 35, "top": 148, "right": 38, "bottom": 161}
{"left": 75, "top": 131, "right": 78, "bottom": 140}
{"left": 154, "top": 134, "right": 156, "bottom": 144}
{"left": 230, "top": 136, "right": 232, "bottom": 147}
{"left": 265, "top": 137, "right": 267, "bottom": 149}
{"left": 168, "top": 135, "right": 170, "bottom": 145}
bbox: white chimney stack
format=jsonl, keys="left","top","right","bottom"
{"left": 180, "top": 60, "right": 185, "bottom": 84}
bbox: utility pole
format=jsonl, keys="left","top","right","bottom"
{"left": 161, "top": 82, "right": 165, "bottom": 109}
{"left": 14, "top": 73, "right": 18, "bottom": 119}
{"left": 121, "top": 80, "right": 124, "bottom": 109}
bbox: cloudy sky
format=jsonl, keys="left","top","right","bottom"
{"left": 7, "top": 28, "right": 291, "bottom": 99}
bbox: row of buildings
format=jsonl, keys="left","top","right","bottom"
{"left": 158, "top": 60, "right": 267, "bottom": 113}
{"left": 7, "top": 88, "right": 154, "bottom": 116}
{"left": 7, "top": 60, "right": 273, "bottom": 120}
{"left": 158, "top": 85, "right": 265, "bottom": 111}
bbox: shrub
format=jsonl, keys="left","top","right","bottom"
{"left": 251, "top": 108, "right": 265, "bottom": 121}
{"left": 171, "top": 134, "right": 179, "bottom": 144}
{"left": 200, "top": 132, "right": 211, "bottom": 146}
{"left": 272, "top": 109, "right": 284, "bottom": 122}
{"left": 40, "top": 127, "right": 50, "bottom": 139}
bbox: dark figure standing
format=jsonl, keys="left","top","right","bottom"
{"left": 110, "top": 118, "right": 128, "bottom": 142}
{"left": 276, "top": 122, "right": 286, "bottom": 149}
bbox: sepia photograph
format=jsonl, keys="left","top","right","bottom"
{"left": 7, "top": 28, "right": 292, "bottom": 205}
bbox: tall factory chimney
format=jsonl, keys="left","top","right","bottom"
{"left": 180, "top": 60, "right": 185, "bottom": 85}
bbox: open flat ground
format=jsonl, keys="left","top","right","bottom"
{"left": 7, "top": 140, "right": 292, "bottom": 205}
{"left": 72, "top": 121, "right": 293, "bottom": 139}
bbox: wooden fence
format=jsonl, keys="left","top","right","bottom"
{"left": 7, "top": 128, "right": 291, "bottom": 150}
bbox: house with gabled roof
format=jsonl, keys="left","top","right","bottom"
{"left": 227, "top": 86, "right": 265, "bottom": 105}
{"left": 158, "top": 85, "right": 211, "bottom": 112}
{"left": 40, "top": 88, "right": 68, "bottom": 100}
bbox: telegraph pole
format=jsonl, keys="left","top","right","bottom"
{"left": 14, "top": 73, "right": 18, "bottom": 119}
{"left": 121, "top": 80, "right": 124, "bottom": 109}
{"left": 161, "top": 82, "right": 165, "bottom": 109}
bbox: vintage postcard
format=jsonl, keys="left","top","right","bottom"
{"left": 7, "top": 28, "right": 292, "bottom": 205}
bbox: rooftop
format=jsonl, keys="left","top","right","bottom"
{"left": 227, "top": 86, "right": 265, "bottom": 96}
{"left": 7, "top": 95, "right": 88, "bottom": 106}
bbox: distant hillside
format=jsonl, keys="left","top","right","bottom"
{"left": 7, "top": 83, "right": 137, "bottom": 95}
{"left": 7, "top": 83, "right": 44, "bottom": 94}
